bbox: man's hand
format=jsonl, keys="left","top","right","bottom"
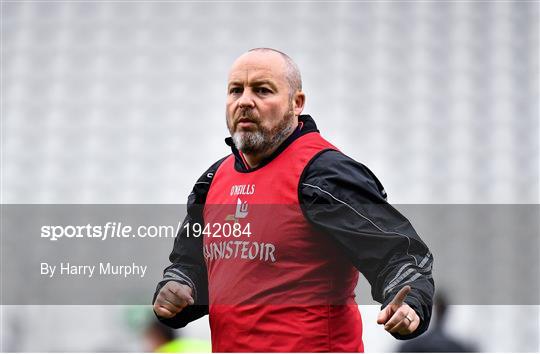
{"left": 377, "top": 285, "right": 420, "bottom": 336}
{"left": 153, "top": 281, "right": 195, "bottom": 319}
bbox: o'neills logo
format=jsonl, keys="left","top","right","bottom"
{"left": 230, "top": 184, "right": 255, "bottom": 196}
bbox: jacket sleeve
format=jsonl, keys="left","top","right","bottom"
{"left": 299, "top": 149, "right": 434, "bottom": 340}
{"left": 152, "top": 157, "right": 227, "bottom": 328}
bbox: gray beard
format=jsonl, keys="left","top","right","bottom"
{"left": 230, "top": 111, "right": 295, "bottom": 155}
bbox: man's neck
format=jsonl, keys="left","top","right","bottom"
{"left": 242, "top": 147, "right": 276, "bottom": 169}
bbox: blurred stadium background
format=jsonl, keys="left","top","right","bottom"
{"left": 1, "top": 0, "right": 538, "bottom": 352}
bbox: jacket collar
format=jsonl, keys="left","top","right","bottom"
{"left": 225, "top": 114, "right": 319, "bottom": 173}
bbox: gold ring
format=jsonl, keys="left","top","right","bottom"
{"left": 405, "top": 315, "right": 413, "bottom": 323}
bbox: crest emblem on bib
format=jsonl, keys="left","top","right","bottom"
{"left": 226, "top": 197, "right": 249, "bottom": 222}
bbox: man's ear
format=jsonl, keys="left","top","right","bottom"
{"left": 293, "top": 91, "right": 306, "bottom": 116}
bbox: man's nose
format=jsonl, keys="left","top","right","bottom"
{"left": 237, "top": 89, "right": 255, "bottom": 108}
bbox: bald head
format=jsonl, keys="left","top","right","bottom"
{"left": 233, "top": 48, "right": 302, "bottom": 98}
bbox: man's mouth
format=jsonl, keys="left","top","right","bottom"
{"left": 236, "top": 117, "right": 258, "bottom": 129}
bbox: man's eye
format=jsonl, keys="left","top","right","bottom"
{"left": 255, "top": 87, "right": 272, "bottom": 94}
{"left": 229, "top": 87, "right": 242, "bottom": 94}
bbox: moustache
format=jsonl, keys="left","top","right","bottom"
{"left": 235, "top": 109, "right": 260, "bottom": 127}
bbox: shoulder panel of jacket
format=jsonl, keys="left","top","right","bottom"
{"left": 298, "top": 149, "right": 434, "bottom": 340}
{"left": 153, "top": 156, "right": 228, "bottom": 328}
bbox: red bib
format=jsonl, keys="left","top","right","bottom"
{"left": 203, "top": 132, "right": 364, "bottom": 352}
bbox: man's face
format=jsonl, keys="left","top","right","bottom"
{"left": 226, "top": 51, "right": 297, "bottom": 155}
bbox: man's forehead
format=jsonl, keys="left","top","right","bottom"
{"left": 228, "top": 68, "right": 278, "bottom": 83}
{"left": 228, "top": 52, "right": 287, "bottom": 83}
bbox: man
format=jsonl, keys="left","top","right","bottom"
{"left": 153, "top": 48, "right": 434, "bottom": 352}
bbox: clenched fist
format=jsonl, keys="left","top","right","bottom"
{"left": 153, "top": 281, "right": 195, "bottom": 319}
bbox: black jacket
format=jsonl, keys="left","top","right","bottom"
{"left": 153, "top": 115, "right": 434, "bottom": 340}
